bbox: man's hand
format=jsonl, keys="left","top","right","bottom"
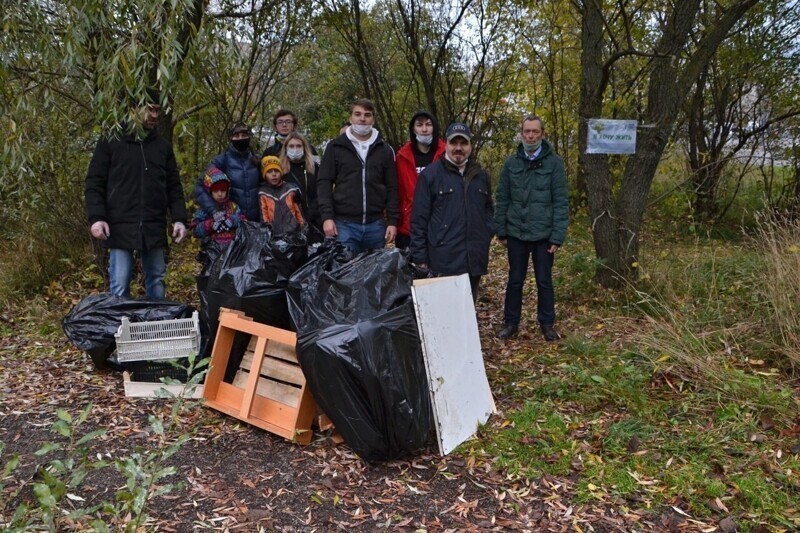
{"left": 90, "top": 221, "right": 110, "bottom": 240}
{"left": 172, "top": 222, "right": 187, "bottom": 243}
{"left": 323, "top": 219, "right": 337, "bottom": 238}
{"left": 547, "top": 244, "right": 559, "bottom": 254}
{"left": 385, "top": 225, "right": 397, "bottom": 244}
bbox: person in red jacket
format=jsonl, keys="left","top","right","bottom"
{"left": 395, "top": 111, "right": 445, "bottom": 249}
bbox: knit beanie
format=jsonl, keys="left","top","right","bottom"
{"left": 203, "top": 166, "right": 231, "bottom": 192}
{"left": 261, "top": 155, "right": 282, "bottom": 178}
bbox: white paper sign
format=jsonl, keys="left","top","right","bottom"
{"left": 587, "top": 119, "right": 637, "bottom": 154}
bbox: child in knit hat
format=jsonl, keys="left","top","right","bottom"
{"left": 191, "top": 166, "right": 245, "bottom": 245}
{"left": 259, "top": 155, "right": 305, "bottom": 236}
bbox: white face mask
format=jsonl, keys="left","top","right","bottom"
{"left": 286, "top": 147, "right": 304, "bottom": 161}
{"left": 351, "top": 123, "right": 373, "bottom": 137}
{"left": 416, "top": 134, "right": 433, "bottom": 146}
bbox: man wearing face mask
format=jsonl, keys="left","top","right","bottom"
{"left": 409, "top": 122, "right": 494, "bottom": 303}
{"left": 495, "top": 115, "right": 569, "bottom": 342}
{"left": 194, "top": 123, "right": 262, "bottom": 222}
{"left": 317, "top": 99, "right": 398, "bottom": 253}
{"left": 395, "top": 111, "right": 445, "bottom": 249}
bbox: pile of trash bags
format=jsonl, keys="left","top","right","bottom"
{"left": 199, "top": 222, "right": 309, "bottom": 380}
{"left": 63, "top": 223, "right": 432, "bottom": 460}
{"left": 287, "top": 244, "right": 432, "bottom": 461}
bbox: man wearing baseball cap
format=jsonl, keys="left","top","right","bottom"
{"left": 409, "top": 122, "right": 494, "bottom": 303}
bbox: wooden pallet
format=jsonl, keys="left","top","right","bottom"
{"left": 202, "top": 309, "right": 316, "bottom": 444}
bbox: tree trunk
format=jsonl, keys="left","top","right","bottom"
{"left": 581, "top": 0, "right": 759, "bottom": 288}
{"left": 578, "top": 0, "right": 618, "bottom": 286}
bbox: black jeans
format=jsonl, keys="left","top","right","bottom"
{"left": 503, "top": 237, "right": 555, "bottom": 326}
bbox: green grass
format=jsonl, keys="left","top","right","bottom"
{"left": 469, "top": 210, "right": 800, "bottom": 529}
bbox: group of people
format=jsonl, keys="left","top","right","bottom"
{"left": 85, "top": 92, "right": 569, "bottom": 341}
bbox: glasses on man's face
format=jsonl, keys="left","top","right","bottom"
{"left": 276, "top": 119, "right": 295, "bottom": 126}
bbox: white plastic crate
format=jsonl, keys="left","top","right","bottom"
{"left": 115, "top": 311, "right": 201, "bottom": 362}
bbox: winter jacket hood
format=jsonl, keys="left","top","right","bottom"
{"left": 407, "top": 110, "right": 441, "bottom": 156}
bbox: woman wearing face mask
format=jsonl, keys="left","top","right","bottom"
{"left": 278, "top": 132, "right": 321, "bottom": 231}
{"left": 194, "top": 123, "right": 262, "bottom": 222}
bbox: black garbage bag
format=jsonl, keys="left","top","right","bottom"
{"left": 62, "top": 293, "right": 194, "bottom": 370}
{"left": 203, "top": 221, "right": 308, "bottom": 380}
{"left": 196, "top": 240, "right": 227, "bottom": 357}
{"left": 287, "top": 245, "right": 432, "bottom": 461}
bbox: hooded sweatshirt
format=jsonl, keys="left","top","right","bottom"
{"left": 395, "top": 111, "right": 445, "bottom": 237}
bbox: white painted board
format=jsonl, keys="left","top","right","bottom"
{"left": 123, "top": 371, "right": 204, "bottom": 399}
{"left": 412, "top": 274, "right": 496, "bottom": 455}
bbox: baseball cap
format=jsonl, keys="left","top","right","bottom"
{"left": 445, "top": 122, "right": 472, "bottom": 142}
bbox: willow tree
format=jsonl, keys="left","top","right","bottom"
{"left": 578, "top": 0, "right": 761, "bottom": 288}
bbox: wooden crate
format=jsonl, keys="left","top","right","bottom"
{"left": 202, "top": 309, "right": 316, "bottom": 444}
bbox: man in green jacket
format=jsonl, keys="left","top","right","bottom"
{"left": 495, "top": 116, "right": 569, "bottom": 341}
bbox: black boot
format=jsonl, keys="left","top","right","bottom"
{"left": 541, "top": 324, "right": 561, "bottom": 341}
{"left": 497, "top": 323, "right": 519, "bottom": 340}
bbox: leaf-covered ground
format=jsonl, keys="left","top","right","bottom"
{"left": 1, "top": 237, "right": 797, "bottom": 531}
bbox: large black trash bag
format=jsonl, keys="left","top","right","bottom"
{"left": 287, "top": 245, "right": 432, "bottom": 461}
{"left": 203, "top": 221, "right": 308, "bottom": 380}
{"left": 62, "top": 293, "right": 194, "bottom": 370}
{"left": 196, "top": 240, "right": 226, "bottom": 357}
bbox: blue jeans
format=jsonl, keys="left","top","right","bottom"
{"left": 336, "top": 219, "right": 386, "bottom": 254}
{"left": 109, "top": 248, "right": 166, "bottom": 300}
{"left": 503, "top": 237, "right": 555, "bottom": 326}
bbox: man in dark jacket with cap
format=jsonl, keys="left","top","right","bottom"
{"left": 495, "top": 115, "right": 569, "bottom": 341}
{"left": 317, "top": 98, "right": 398, "bottom": 253}
{"left": 410, "top": 122, "right": 494, "bottom": 303}
{"left": 395, "top": 111, "right": 445, "bottom": 249}
{"left": 85, "top": 90, "right": 188, "bottom": 299}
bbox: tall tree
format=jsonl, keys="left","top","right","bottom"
{"left": 578, "top": 0, "right": 761, "bottom": 288}
{"left": 683, "top": 0, "right": 800, "bottom": 220}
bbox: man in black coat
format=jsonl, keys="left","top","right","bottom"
{"left": 409, "top": 123, "right": 494, "bottom": 302}
{"left": 317, "top": 98, "right": 398, "bottom": 253}
{"left": 85, "top": 90, "right": 188, "bottom": 299}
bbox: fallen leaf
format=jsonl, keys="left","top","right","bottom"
{"left": 718, "top": 516, "right": 738, "bottom": 532}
